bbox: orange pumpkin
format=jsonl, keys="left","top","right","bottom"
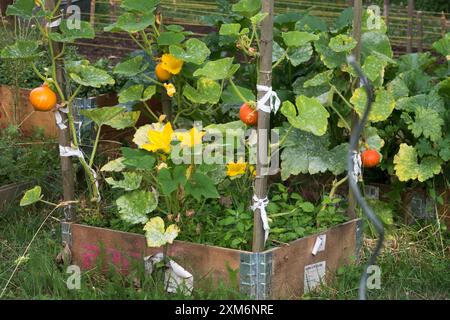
{"left": 155, "top": 63, "right": 172, "bottom": 82}
{"left": 29, "top": 83, "right": 57, "bottom": 112}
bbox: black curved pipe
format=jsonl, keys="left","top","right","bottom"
{"left": 346, "top": 56, "right": 385, "bottom": 300}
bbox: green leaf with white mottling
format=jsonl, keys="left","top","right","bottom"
{"left": 303, "top": 70, "right": 333, "bottom": 87}
{"left": 116, "top": 190, "right": 158, "bottom": 225}
{"left": 106, "top": 172, "right": 143, "bottom": 191}
{"left": 394, "top": 144, "right": 442, "bottom": 182}
{"left": 169, "top": 38, "right": 210, "bottom": 65}
{"left": 193, "top": 58, "right": 238, "bottom": 80}
{"left": 282, "top": 31, "right": 318, "bottom": 47}
{"left": 80, "top": 106, "right": 125, "bottom": 126}
{"left": 20, "top": 186, "right": 42, "bottom": 206}
{"left": 105, "top": 111, "right": 141, "bottom": 130}
{"left": 183, "top": 78, "right": 221, "bottom": 104}
{"left": 101, "top": 157, "right": 126, "bottom": 172}
{"left": 287, "top": 44, "right": 313, "bottom": 66}
{"left": 113, "top": 56, "right": 149, "bottom": 76}
{"left": 232, "top": 0, "right": 262, "bottom": 18}
{"left": 281, "top": 96, "right": 329, "bottom": 136}
{"left": 329, "top": 34, "right": 357, "bottom": 52}
{"left": 351, "top": 88, "right": 395, "bottom": 122}
{"left": 407, "top": 107, "right": 444, "bottom": 142}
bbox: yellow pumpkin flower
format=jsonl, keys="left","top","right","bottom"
{"left": 160, "top": 54, "right": 183, "bottom": 75}
{"left": 142, "top": 122, "right": 174, "bottom": 154}
{"left": 164, "top": 83, "right": 176, "bottom": 98}
{"left": 249, "top": 165, "right": 256, "bottom": 177}
{"left": 175, "top": 127, "right": 206, "bottom": 148}
{"left": 227, "top": 158, "right": 248, "bottom": 177}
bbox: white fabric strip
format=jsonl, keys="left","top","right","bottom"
{"left": 59, "top": 144, "right": 101, "bottom": 202}
{"left": 251, "top": 195, "right": 270, "bottom": 243}
{"left": 256, "top": 85, "right": 281, "bottom": 114}
{"left": 54, "top": 106, "right": 69, "bottom": 130}
{"left": 351, "top": 150, "right": 362, "bottom": 183}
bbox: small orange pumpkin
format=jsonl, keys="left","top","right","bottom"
{"left": 29, "top": 83, "right": 57, "bottom": 112}
{"left": 155, "top": 63, "right": 172, "bottom": 82}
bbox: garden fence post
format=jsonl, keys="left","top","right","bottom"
{"left": 417, "top": 11, "right": 423, "bottom": 52}
{"left": 253, "top": 0, "right": 274, "bottom": 252}
{"left": 47, "top": 0, "right": 75, "bottom": 221}
{"left": 90, "top": 0, "right": 96, "bottom": 28}
{"left": 347, "top": 0, "right": 362, "bottom": 220}
{"left": 441, "top": 12, "right": 447, "bottom": 38}
{"left": 384, "top": 0, "right": 389, "bottom": 28}
{"left": 407, "top": 0, "right": 414, "bottom": 53}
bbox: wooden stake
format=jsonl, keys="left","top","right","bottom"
{"left": 347, "top": 0, "right": 362, "bottom": 220}
{"left": 417, "top": 11, "right": 423, "bottom": 52}
{"left": 407, "top": 0, "right": 414, "bottom": 53}
{"left": 48, "top": 0, "right": 75, "bottom": 221}
{"left": 441, "top": 12, "right": 447, "bottom": 38}
{"left": 253, "top": 0, "right": 273, "bottom": 252}
{"left": 90, "top": 0, "right": 96, "bottom": 28}
{"left": 383, "top": 0, "right": 389, "bottom": 28}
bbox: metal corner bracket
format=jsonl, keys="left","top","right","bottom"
{"left": 61, "top": 220, "right": 72, "bottom": 247}
{"left": 355, "top": 219, "right": 363, "bottom": 259}
{"left": 239, "top": 251, "right": 272, "bottom": 300}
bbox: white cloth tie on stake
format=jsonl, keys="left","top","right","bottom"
{"left": 59, "top": 144, "right": 101, "bottom": 202}
{"left": 251, "top": 195, "right": 270, "bottom": 242}
{"left": 256, "top": 85, "right": 281, "bottom": 114}
{"left": 351, "top": 151, "right": 362, "bottom": 183}
{"left": 54, "top": 105, "right": 69, "bottom": 130}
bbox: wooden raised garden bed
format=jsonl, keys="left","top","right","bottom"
{"left": 0, "top": 182, "right": 30, "bottom": 212}
{"left": 63, "top": 218, "right": 362, "bottom": 299}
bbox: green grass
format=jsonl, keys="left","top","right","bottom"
{"left": 1, "top": 201, "right": 448, "bottom": 300}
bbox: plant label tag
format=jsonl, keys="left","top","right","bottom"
{"left": 311, "top": 234, "right": 326, "bottom": 255}
{"left": 304, "top": 261, "right": 326, "bottom": 293}
{"left": 364, "top": 185, "right": 380, "bottom": 200}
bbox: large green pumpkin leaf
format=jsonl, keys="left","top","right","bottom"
{"left": 113, "top": 56, "right": 149, "bottom": 76}
{"left": 67, "top": 61, "right": 115, "bottom": 88}
{"left": 106, "top": 172, "right": 143, "bottom": 191}
{"left": 169, "top": 38, "right": 210, "bottom": 65}
{"left": 49, "top": 20, "right": 95, "bottom": 42}
{"left": 281, "top": 96, "right": 329, "bottom": 136}
{"left": 105, "top": 111, "right": 141, "bottom": 130}
{"left": 219, "top": 23, "right": 242, "bottom": 36}
{"left": 144, "top": 217, "right": 179, "bottom": 248}
{"left": 393, "top": 144, "right": 442, "bottom": 182}
{"left": 20, "top": 186, "right": 42, "bottom": 206}
{"left": 118, "top": 85, "right": 156, "bottom": 103}
{"left": 365, "top": 126, "right": 385, "bottom": 151}
{"left": 282, "top": 31, "right": 318, "bottom": 47}
{"left": 329, "top": 34, "right": 357, "bottom": 52}
{"left": 280, "top": 128, "right": 348, "bottom": 180}
{"left": 232, "top": 0, "right": 262, "bottom": 18}
{"left": 193, "top": 58, "right": 238, "bottom": 80}
{"left": 432, "top": 33, "right": 450, "bottom": 58}
{"left": 361, "top": 31, "right": 393, "bottom": 59}
{"left": 295, "top": 15, "right": 328, "bottom": 33}
{"left": 116, "top": 190, "right": 158, "bottom": 225}
{"left": 314, "top": 33, "right": 346, "bottom": 69}
{"left": 287, "top": 43, "right": 313, "bottom": 66}
{"left": 362, "top": 55, "right": 387, "bottom": 82}
{"left": 104, "top": 12, "right": 154, "bottom": 33}
{"left": 6, "top": 0, "right": 35, "bottom": 18}
{"left": 406, "top": 107, "right": 444, "bottom": 142}
{"left": 101, "top": 157, "right": 126, "bottom": 172}
{"left": 0, "top": 40, "right": 41, "bottom": 59}
{"left": 221, "top": 85, "right": 255, "bottom": 105}
{"left": 157, "top": 32, "right": 185, "bottom": 46}
{"left": 79, "top": 106, "right": 125, "bottom": 126}
{"left": 185, "top": 172, "right": 219, "bottom": 201}
{"left": 183, "top": 78, "right": 221, "bottom": 104}
{"left": 303, "top": 70, "right": 333, "bottom": 87}
{"left": 351, "top": 88, "right": 395, "bottom": 122}
{"left": 121, "top": 147, "right": 156, "bottom": 170}
{"left": 121, "top": 0, "right": 159, "bottom": 13}
{"left": 157, "top": 166, "right": 187, "bottom": 196}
